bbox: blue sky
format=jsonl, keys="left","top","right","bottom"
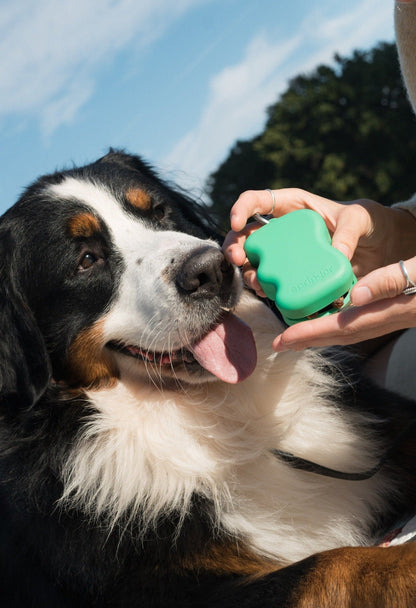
{"left": 0, "top": 0, "right": 395, "bottom": 215}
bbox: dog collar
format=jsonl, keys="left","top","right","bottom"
{"left": 271, "top": 417, "right": 416, "bottom": 482}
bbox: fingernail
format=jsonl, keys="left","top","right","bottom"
{"left": 334, "top": 243, "right": 352, "bottom": 260}
{"left": 273, "top": 337, "right": 292, "bottom": 352}
{"left": 230, "top": 213, "right": 239, "bottom": 228}
{"left": 352, "top": 285, "right": 372, "bottom": 306}
{"left": 274, "top": 346, "right": 291, "bottom": 353}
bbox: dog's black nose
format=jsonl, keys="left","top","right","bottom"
{"left": 175, "top": 247, "right": 234, "bottom": 299}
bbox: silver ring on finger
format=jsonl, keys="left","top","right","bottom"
{"left": 265, "top": 188, "right": 276, "bottom": 214}
{"left": 252, "top": 189, "right": 276, "bottom": 226}
{"left": 399, "top": 260, "right": 416, "bottom": 295}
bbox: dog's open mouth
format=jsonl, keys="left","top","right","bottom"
{"left": 107, "top": 312, "right": 257, "bottom": 384}
{"left": 107, "top": 341, "right": 196, "bottom": 367}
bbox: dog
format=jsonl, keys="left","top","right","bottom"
{"left": 1, "top": 149, "right": 416, "bottom": 607}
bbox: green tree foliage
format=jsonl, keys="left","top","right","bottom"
{"left": 207, "top": 42, "right": 416, "bottom": 229}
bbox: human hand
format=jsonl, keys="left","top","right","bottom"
{"left": 272, "top": 256, "right": 416, "bottom": 350}
{"left": 223, "top": 188, "right": 416, "bottom": 348}
{"left": 224, "top": 188, "right": 413, "bottom": 290}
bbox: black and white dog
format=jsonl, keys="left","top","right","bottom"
{"left": 1, "top": 150, "right": 416, "bottom": 607}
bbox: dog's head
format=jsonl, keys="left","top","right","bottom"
{"left": 0, "top": 150, "right": 257, "bottom": 404}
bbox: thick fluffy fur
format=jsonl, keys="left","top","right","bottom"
{"left": 1, "top": 150, "right": 416, "bottom": 607}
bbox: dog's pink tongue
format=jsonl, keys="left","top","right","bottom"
{"left": 190, "top": 313, "right": 257, "bottom": 384}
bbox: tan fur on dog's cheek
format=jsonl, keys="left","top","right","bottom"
{"left": 66, "top": 320, "right": 119, "bottom": 389}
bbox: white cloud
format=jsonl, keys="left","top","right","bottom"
{"left": 41, "top": 78, "right": 94, "bottom": 136}
{"left": 0, "top": 0, "right": 206, "bottom": 133}
{"left": 309, "top": 0, "right": 392, "bottom": 43}
{"left": 163, "top": 0, "right": 394, "bottom": 195}
{"left": 162, "top": 33, "right": 302, "bottom": 197}
{"left": 299, "top": 0, "right": 394, "bottom": 73}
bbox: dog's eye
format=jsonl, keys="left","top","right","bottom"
{"left": 153, "top": 204, "right": 165, "bottom": 221}
{"left": 78, "top": 253, "right": 97, "bottom": 272}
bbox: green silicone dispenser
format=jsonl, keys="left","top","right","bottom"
{"left": 243, "top": 209, "right": 356, "bottom": 325}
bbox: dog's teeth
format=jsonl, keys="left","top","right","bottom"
{"left": 139, "top": 349, "right": 154, "bottom": 362}
{"left": 127, "top": 345, "right": 140, "bottom": 356}
{"left": 114, "top": 341, "right": 195, "bottom": 366}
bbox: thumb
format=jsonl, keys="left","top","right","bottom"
{"left": 351, "top": 258, "right": 416, "bottom": 306}
{"left": 331, "top": 204, "right": 372, "bottom": 260}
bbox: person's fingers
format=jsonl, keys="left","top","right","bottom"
{"left": 351, "top": 257, "right": 416, "bottom": 306}
{"left": 230, "top": 192, "right": 381, "bottom": 264}
{"left": 230, "top": 190, "right": 278, "bottom": 232}
{"left": 229, "top": 188, "right": 341, "bottom": 233}
{"left": 241, "top": 263, "right": 266, "bottom": 297}
{"left": 223, "top": 229, "right": 250, "bottom": 266}
{"left": 223, "top": 222, "right": 264, "bottom": 266}
{"left": 331, "top": 204, "right": 373, "bottom": 260}
{"left": 272, "top": 257, "right": 416, "bottom": 351}
{"left": 273, "top": 308, "right": 356, "bottom": 351}
{"left": 272, "top": 296, "right": 416, "bottom": 350}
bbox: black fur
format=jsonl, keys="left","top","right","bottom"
{"left": 1, "top": 150, "right": 416, "bottom": 607}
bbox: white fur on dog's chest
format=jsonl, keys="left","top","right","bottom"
{"left": 62, "top": 296, "right": 392, "bottom": 565}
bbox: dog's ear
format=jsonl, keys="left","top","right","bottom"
{"left": 0, "top": 227, "right": 51, "bottom": 409}
{"left": 96, "top": 148, "right": 151, "bottom": 174}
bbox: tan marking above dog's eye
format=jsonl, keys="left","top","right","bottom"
{"left": 67, "top": 213, "right": 101, "bottom": 238}
{"left": 125, "top": 188, "right": 152, "bottom": 210}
